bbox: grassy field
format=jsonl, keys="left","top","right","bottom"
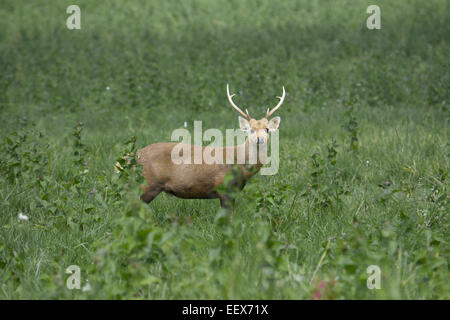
{"left": 0, "top": 0, "right": 448, "bottom": 299}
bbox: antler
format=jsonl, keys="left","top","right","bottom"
{"left": 227, "top": 84, "right": 251, "bottom": 120}
{"left": 265, "top": 86, "right": 286, "bottom": 118}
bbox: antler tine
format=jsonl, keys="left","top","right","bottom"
{"left": 227, "top": 84, "right": 251, "bottom": 120}
{"left": 266, "top": 86, "right": 286, "bottom": 118}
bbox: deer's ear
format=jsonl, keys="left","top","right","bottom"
{"left": 239, "top": 116, "right": 251, "bottom": 132}
{"left": 268, "top": 116, "right": 280, "bottom": 131}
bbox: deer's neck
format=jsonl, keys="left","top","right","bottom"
{"left": 233, "top": 138, "right": 266, "bottom": 171}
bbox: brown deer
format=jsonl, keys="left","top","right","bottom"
{"left": 136, "top": 84, "right": 285, "bottom": 208}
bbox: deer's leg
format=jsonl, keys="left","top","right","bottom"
{"left": 218, "top": 193, "right": 232, "bottom": 209}
{"left": 140, "top": 184, "right": 162, "bottom": 204}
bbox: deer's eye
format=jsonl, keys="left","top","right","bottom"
{"left": 265, "top": 128, "right": 269, "bottom": 133}
{"left": 250, "top": 129, "right": 255, "bottom": 133}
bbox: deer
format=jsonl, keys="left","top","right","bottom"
{"left": 136, "top": 84, "right": 285, "bottom": 208}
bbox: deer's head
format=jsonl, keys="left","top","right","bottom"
{"left": 227, "top": 84, "right": 285, "bottom": 145}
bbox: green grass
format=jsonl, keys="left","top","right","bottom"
{"left": 0, "top": 0, "right": 448, "bottom": 299}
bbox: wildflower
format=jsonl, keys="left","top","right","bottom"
{"left": 18, "top": 212, "right": 29, "bottom": 221}
{"left": 114, "top": 162, "right": 123, "bottom": 173}
{"left": 311, "top": 279, "right": 337, "bottom": 300}
{"left": 106, "top": 86, "right": 110, "bottom": 91}
{"left": 311, "top": 281, "right": 327, "bottom": 300}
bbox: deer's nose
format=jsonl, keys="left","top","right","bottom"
{"left": 257, "top": 137, "right": 265, "bottom": 145}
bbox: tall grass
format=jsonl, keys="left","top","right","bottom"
{"left": 0, "top": 0, "right": 448, "bottom": 299}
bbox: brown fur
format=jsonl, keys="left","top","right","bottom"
{"left": 137, "top": 118, "right": 276, "bottom": 208}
